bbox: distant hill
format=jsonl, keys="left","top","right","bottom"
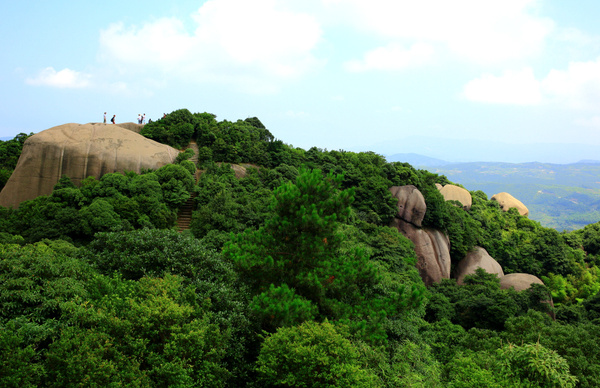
{"left": 386, "top": 153, "right": 450, "bottom": 167}
{"left": 364, "top": 135, "right": 600, "bottom": 164}
{"left": 421, "top": 161, "right": 600, "bottom": 231}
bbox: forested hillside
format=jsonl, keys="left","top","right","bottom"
{"left": 1, "top": 109, "right": 600, "bottom": 387}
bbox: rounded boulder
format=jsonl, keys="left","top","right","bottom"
{"left": 500, "top": 273, "right": 544, "bottom": 291}
{"left": 389, "top": 185, "right": 426, "bottom": 227}
{"left": 439, "top": 184, "right": 472, "bottom": 210}
{"left": 455, "top": 247, "right": 504, "bottom": 285}
{"left": 491, "top": 192, "right": 529, "bottom": 217}
{"left": 0, "top": 123, "right": 179, "bottom": 208}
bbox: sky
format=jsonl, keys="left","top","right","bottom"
{"left": 2, "top": 0, "right": 600, "bottom": 163}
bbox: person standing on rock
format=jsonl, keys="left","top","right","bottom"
{"left": 111, "top": 115, "right": 116, "bottom": 124}
{"left": 143, "top": 113, "right": 146, "bottom": 124}
{"left": 103, "top": 112, "right": 107, "bottom": 123}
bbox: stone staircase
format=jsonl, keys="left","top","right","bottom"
{"left": 176, "top": 191, "right": 197, "bottom": 232}
{"left": 176, "top": 140, "right": 200, "bottom": 232}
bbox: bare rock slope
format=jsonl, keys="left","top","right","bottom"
{"left": 0, "top": 123, "right": 178, "bottom": 208}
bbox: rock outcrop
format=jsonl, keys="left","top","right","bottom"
{"left": 491, "top": 192, "right": 529, "bottom": 217}
{"left": 454, "top": 247, "right": 504, "bottom": 285}
{"left": 389, "top": 185, "right": 426, "bottom": 227}
{"left": 391, "top": 218, "right": 451, "bottom": 286}
{"left": 0, "top": 123, "right": 178, "bottom": 208}
{"left": 114, "top": 122, "right": 144, "bottom": 133}
{"left": 499, "top": 273, "right": 544, "bottom": 291}
{"left": 390, "top": 185, "right": 451, "bottom": 285}
{"left": 438, "top": 184, "right": 472, "bottom": 210}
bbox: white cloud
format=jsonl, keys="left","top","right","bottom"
{"left": 463, "top": 57, "right": 600, "bottom": 108}
{"left": 99, "top": 19, "right": 195, "bottom": 69}
{"left": 542, "top": 59, "right": 600, "bottom": 109}
{"left": 26, "top": 67, "right": 91, "bottom": 88}
{"left": 328, "top": 0, "right": 554, "bottom": 64}
{"left": 344, "top": 42, "right": 434, "bottom": 72}
{"left": 98, "top": 0, "right": 323, "bottom": 93}
{"left": 462, "top": 67, "right": 542, "bottom": 105}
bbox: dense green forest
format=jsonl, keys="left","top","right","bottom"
{"left": 1, "top": 109, "right": 600, "bottom": 387}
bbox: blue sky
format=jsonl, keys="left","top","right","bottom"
{"left": 2, "top": 0, "right": 600, "bottom": 163}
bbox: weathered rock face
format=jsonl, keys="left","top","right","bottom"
{"left": 439, "top": 184, "right": 472, "bottom": 210}
{"left": 114, "top": 122, "right": 144, "bottom": 133}
{"left": 391, "top": 218, "right": 451, "bottom": 286}
{"left": 389, "top": 185, "right": 426, "bottom": 227}
{"left": 0, "top": 123, "right": 179, "bottom": 208}
{"left": 491, "top": 192, "right": 529, "bottom": 217}
{"left": 454, "top": 247, "right": 504, "bottom": 285}
{"left": 499, "top": 273, "right": 544, "bottom": 291}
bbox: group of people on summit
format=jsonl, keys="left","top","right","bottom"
{"left": 103, "top": 112, "right": 116, "bottom": 124}
{"left": 102, "top": 112, "right": 149, "bottom": 125}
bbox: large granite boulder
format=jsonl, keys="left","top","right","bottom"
{"left": 391, "top": 218, "right": 451, "bottom": 286}
{"left": 491, "top": 192, "right": 529, "bottom": 217}
{"left": 114, "top": 122, "right": 144, "bottom": 133}
{"left": 389, "top": 185, "right": 426, "bottom": 227}
{"left": 439, "top": 184, "right": 472, "bottom": 210}
{"left": 499, "top": 273, "right": 544, "bottom": 291}
{"left": 454, "top": 247, "right": 504, "bottom": 285}
{"left": 0, "top": 123, "right": 179, "bottom": 208}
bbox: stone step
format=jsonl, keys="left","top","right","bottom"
{"left": 176, "top": 191, "right": 198, "bottom": 232}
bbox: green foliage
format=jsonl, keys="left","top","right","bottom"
{"left": 445, "top": 352, "right": 509, "bottom": 388}
{"left": 140, "top": 108, "right": 195, "bottom": 148}
{"left": 425, "top": 269, "right": 552, "bottom": 331}
{"left": 190, "top": 165, "right": 272, "bottom": 243}
{"left": 250, "top": 283, "right": 318, "bottom": 330}
{"left": 0, "top": 318, "right": 50, "bottom": 387}
{"left": 56, "top": 274, "right": 231, "bottom": 387}
{"left": 175, "top": 147, "right": 195, "bottom": 164}
{"left": 256, "top": 321, "right": 380, "bottom": 387}
{"left": 0, "top": 132, "right": 32, "bottom": 191}
{"left": 83, "top": 228, "right": 255, "bottom": 383}
{"left": 1, "top": 169, "right": 190, "bottom": 243}
{"left": 179, "top": 159, "right": 196, "bottom": 175}
{"left": 353, "top": 339, "right": 443, "bottom": 387}
{"left": 467, "top": 191, "right": 584, "bottom": 279}
{"left": 496, "top": 342, "right": 577, "bottom": 387}
{"left": 485, "top": 310, "right": 600, "bottom": 387}
{"left": 85, "top": 229, "right": 229, "bottom": 281}
{"left": 225, "top": 168, "right": 424, "bottom": 343}
{"left": 0, "top": 242, "right": 92, "bottom": 324}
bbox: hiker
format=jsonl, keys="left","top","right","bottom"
{"left": 103, "top": 112, "right": 106, "bottom": 123}
{"left": 111, "top": 115, "right": 116, "bottom": 124}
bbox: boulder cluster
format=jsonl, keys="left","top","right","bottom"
{"left": 390, "top": 184, "right": 542, "bottom": 290}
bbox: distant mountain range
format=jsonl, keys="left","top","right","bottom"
{"left": 386, "top": 153, "right": 600, "bottom": 231}
{"left": 362, "top": 136, "right": 600, "bottom": 164}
